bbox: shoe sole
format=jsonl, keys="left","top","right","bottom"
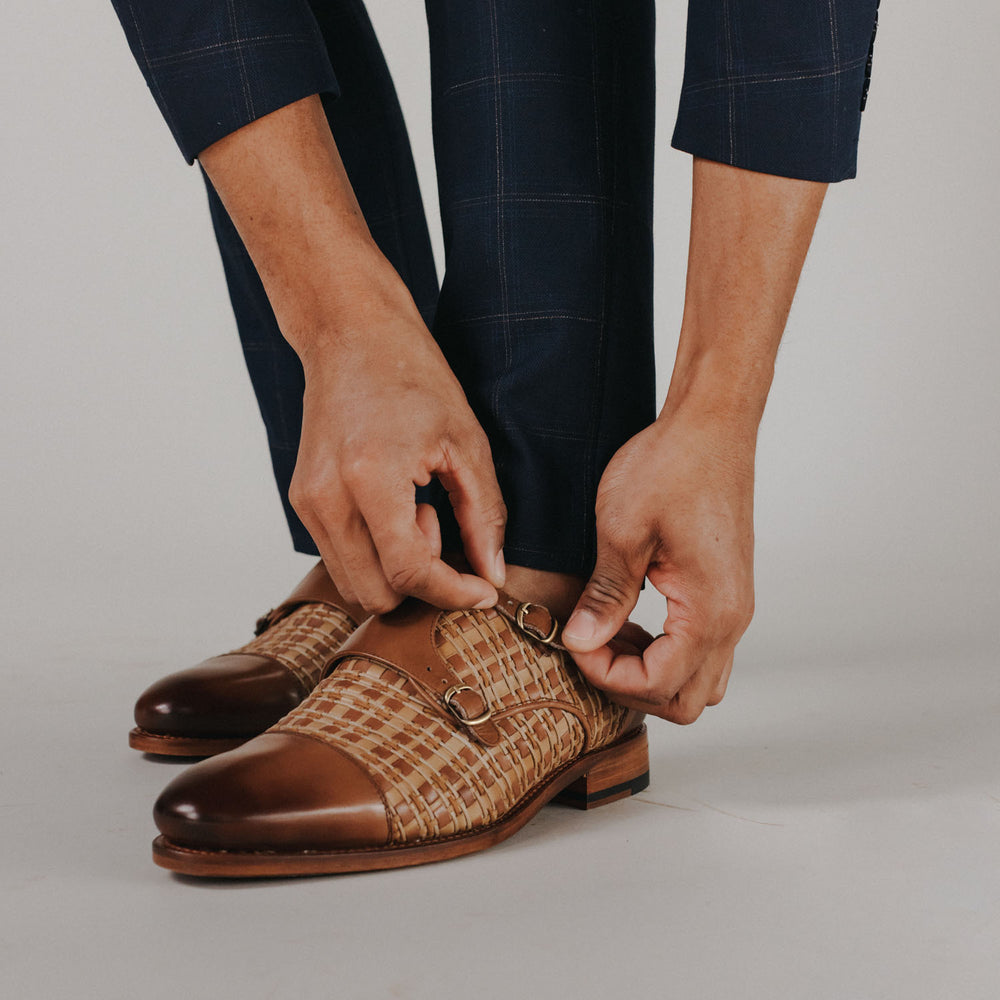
{"left": 129, "top": 727, "right": 249, "bottom": 758}
{"left": 152, "top": 726, "right": 650, "bottom": 877}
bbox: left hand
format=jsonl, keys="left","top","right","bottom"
{"left": 562, "top": 410, "right": 757, "bottom": 724}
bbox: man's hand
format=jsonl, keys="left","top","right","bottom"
{"left": 290, "top": 285, "right": 507, "bottom": 613}
{"left": 199, "top": 95, "right": 506, "bottom": 613}
{"left": 563, "top": 157, "right": 828, "bottom": 722}
{"left": 562, "top": 411, "right": 755, "bottom": 724}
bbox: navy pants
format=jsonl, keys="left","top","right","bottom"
{"left": 112, "top": 0, "right": 879, "bottom": 574}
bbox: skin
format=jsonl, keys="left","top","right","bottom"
{"left": 200, "top": 95, "right": 828, "bottom": 723}
{"left": 200, "top": 96, "right": 506, "bottom": 613}
{"left": 563, "top": 159, "right": 828, "bottom": 724}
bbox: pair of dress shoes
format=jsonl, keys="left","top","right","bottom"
{"left": 133, "top": 562, "right": 649, "bottom": 877}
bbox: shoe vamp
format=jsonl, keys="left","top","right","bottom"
{"left": 436, "top": 608, "right": 627, "bottom": 749}
{"left": 270, "top": 609, "right": 627, "bottom": 845}
{"left": 239, "top": 603, "right": 355, "bottom": 690}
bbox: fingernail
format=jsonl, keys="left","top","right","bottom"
{"left": 474, "top": 592, "right": 497, "bottom": 610}
{"left": 492, "top": 549, "right": 506, "bottom": 588}
{"left": 564, "top": 610, "right": 597, "bottom": 644}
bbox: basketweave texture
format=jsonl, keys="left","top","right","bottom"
{"left": 271, "top": 607, "right": 629, "bottom": 844}
{"left": 237, "top": 604, "right": 357, "bottom": 691}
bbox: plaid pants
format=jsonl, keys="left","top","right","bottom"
{"left": 111, "top": 0, "right": 878, "bottom": 573}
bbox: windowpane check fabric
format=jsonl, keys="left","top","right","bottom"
{"left": 672, "top": 0, "right": 881, "bottom": 181}
{"left": 111, "top": 0, "right": 880, "bottom": 179}
{"left": 109, "top": 0, "right": 879, "bottom": 573}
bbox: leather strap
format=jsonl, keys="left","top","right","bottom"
{"left": 494, "top": 591, "right": 568, "bottom": 651}
{"left": 323, "top": 592, "right": 575, "bottom": 746}
{"left": 327, "top": 600, "right": 502, "bottom": 747}
{"left": 255, "top": 561, "right": 363, "bottom": 636}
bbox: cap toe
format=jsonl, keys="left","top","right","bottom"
{"left": 154, "top": 732, "right": 389, "bottom": 852}
{"left": 134, "top": 654, "right": 304, "bottom": 738}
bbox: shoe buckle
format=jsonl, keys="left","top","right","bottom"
{"left": 443, "top": 685, "right": 493, "bottom": 727}
{"left": 254, "top": 609, "right": 276, "bottom": 636}
{"left": 515, "top": 602, "right": 559, "bottom": 645}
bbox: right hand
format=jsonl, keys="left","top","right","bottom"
{"left": 287, "top": 278, "right": 507, "bottom": 614}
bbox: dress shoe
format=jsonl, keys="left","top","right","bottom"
{"left": 129, "top": 561, "right": 363, "bottom": 756}
{"left": 151, "top": 592, "right": 648, "bottom": 875}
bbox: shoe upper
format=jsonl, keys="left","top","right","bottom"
{"left": 132, "top": 561, "right": 362, "bottom": 741}
{"left": 154, "top": 596, "right": 642, "bottom": 850}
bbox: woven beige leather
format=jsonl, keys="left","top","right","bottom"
{"left": 238, "top": 603, "right": 357, "bottom": 690}
{"left": 271, "top": 606, "right": 629, "bottom": 844}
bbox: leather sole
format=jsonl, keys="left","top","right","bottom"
{"left": 129, "top": 727, "right": 248, "bottom": 758}
{"left": 152, "top": 726, "right": 650, "bottom": 877}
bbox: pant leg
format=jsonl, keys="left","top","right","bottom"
{"left": 205, "top": 0, "right": 439, "bottom": 555}
{"left": 426, "top": 0, "right": 656, "bottom": 575}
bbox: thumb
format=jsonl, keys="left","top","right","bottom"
{"left": 563, "top": 546, "right": 644, "bottom": 653}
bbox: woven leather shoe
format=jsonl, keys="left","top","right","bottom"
{"left": 151, "top": 593, "right": 649, "bottom": 876}
{"left": 129, "top": 562, "right": 364, "bottom": 757}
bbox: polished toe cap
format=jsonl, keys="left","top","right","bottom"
{"left": 153, "top": 733, "right": 389, "bottom": 852}
{"left": 134, "top": 654, "right": 305, "bottom": 738}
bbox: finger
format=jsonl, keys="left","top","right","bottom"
{"left": 319, "top": 547, "right": 359, "bottom": 609}
{"left": 563, "top": 542, "right": 646, "bottom": 653}
{"left": 611, "top": 620, "right": 656, "bottom": 655}
{"left": 405, "top": 559, "right": 500, "bottom": 610}
{"left": 311, "top": 546, "right": 368, "bottom": 623}
{"left": 663, "top": 647, "right": 732, "bottom": 725}
{"left": 329, "top": 511, "right": 407, "bottom": 614}
{"left": 707, "top": 651, "right": 734, "bottom": 706}
{"left": 436, "top": 438, "right": 507, "bottom": 588}
{"left": 640, "top": 630, "right": 704, "bottom": 703}
{"left": 571, "top": 644, "right": 678, "bottom": 713}
{"left": 415, "top": 502, "right": 442, "bottom": 558}
{"left": 569, "top": 615, "right": 655, "bottom": 689}
{"left": 363, "top": 493, "right": 497, "bottom": 610}
{"left": 292, "top": 506, "right": 361, "bottom": 608}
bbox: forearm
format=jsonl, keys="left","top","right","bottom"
{"left": 662, "top": 157, "right": 828, "bottom": 440}
{"left": 567, "top": 159, "right": 828, "bottom": 718}
{"left": 199, "top": 95, "right": 503, "bottom": 610}
{"left": 198, "top": 95, "right": 412, "bottom": 361}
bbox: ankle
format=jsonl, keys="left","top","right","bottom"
{"left": 501, "top": 565, "right": 585, "bottom": 625}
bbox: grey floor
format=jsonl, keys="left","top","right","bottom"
{"left": 3, "top": 555, "right": 997, "bottom": 1000}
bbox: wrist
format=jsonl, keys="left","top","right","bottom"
{"left": 279, "top": 248, "right": 421, "bottom": 362}
{"left": 659, "top": 339, "right": 773, "bottom": 440}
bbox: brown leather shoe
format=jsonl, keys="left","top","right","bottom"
{"left": 150, "top": 593, "right": 648, "bottom": 876}
{"left": 129, "top": 562, "right": 364, "bottom": 757}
